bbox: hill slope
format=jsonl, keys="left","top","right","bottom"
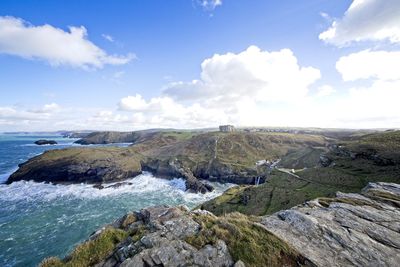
{"left": 201, "top": 130, "right": 400, "bottom": 215}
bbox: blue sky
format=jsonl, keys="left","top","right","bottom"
{"left": 0, "top": 0, "right": 399, "bottom": 131}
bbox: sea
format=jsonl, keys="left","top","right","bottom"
{"left": 0, "top": 134, "right": 232, "bottom": 267}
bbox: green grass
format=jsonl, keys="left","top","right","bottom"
{"left": 201, "top": 152, "right": 400, "bottom": 216}
{"left": 40, "top": 227, "right": 128, "bottom": 267}
{"left": 186, "top": 213, "right": 307, "bottom": 267}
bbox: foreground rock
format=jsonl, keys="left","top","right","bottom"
{"left": 260, "top": 182, "right": 400, "bottom": 267}
{"left": 34, "top": 139, "right": 58, "bottom": 145}
{"left": 41, "top": 205, "right": 306, "bottom": 267}
{"left": 41, "top": 182, "right": 400, "bottom": 267}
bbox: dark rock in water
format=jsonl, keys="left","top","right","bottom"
{"left": 93, "top": 182, "right": 134, "bottom": 190}
{"left": 34, "top": 139, "right": 58, "bottom": 145}
{"left": 105, "top": 182, "right": 133, "bottom": 189}
{"left": 93, "top": 184, "right": 104, "bottom": 189}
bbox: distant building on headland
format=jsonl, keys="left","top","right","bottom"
{"left": 219, "top": 125, "right": 235, "bottom": 132}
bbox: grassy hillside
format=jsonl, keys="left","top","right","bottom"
{"left": 201, "top": 130, "right": 400, "bottom": 216}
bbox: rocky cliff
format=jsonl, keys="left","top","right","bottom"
{"left": 40, "top": 182, "right": 400, "bottom": 267}
{"left": 7, "top": 131, "right": 327, "bottom": 193}
{"left": 260, "top": 182, "right": 400, "bottom": 266}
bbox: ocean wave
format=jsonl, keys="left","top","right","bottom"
{"left": 0, "top": 173, "right": 233, "bottom": 203}
{"left": 19, "top": 142, "right": 76, "bottom": 147}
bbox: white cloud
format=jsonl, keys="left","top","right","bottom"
{"left": 331, "top": 80, "right": 400, "bottom": 128}
{"left": 101, "top": 34, "right": 114, "bottom": 42}
{"left": 3, "top": 44, "right": 400, "bottom": 131}
{"left": 0, "top": 106, "right": 51, "bottom": 121}
{"left": 118, "top": 95, "right": 228, "bottom": 128}
{"left": 114, "top": 46, "right": 322, "bottom": 128}
{"left": 164, "top": 46, "right": 321, "bottom": 105}
{"left": 319, "top": 12, "right": 332, "bottom": 22}
{"left": 29, "top": 103, "right": 60, "bottom": 113}
{"left": 336, "top": 50, "right": 400, "bottom": 81}
{"left": 0, "top": 16, "right": 135, "bottom": 69}
{"left": 197, "top": 0, "right": 222, "bottom": 11}
{"left": 319, "top": 0, "right": 400, "bottom": 46}
{"left": 316, "top": 85, "right": 335, "bottom": 97}
{"left": 119, "top": 94, "right": 149, "bottom": 111}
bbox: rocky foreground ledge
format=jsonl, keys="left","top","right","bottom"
{"left": 40, "top": 182, "right": 400, "bottom": 267}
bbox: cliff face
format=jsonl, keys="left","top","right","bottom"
{"left": 40, "top": 182, "right": 400, "bottom": 267}
{"left": 6, "top": 147, "right": 142, "bottom": 185}
{"left": 7, "top": 131, "right": 327, "bottom": 193}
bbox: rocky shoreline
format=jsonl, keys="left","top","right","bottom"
{"left": 6, "top": 131, "right": 328, "bottom": 193}
{"left": 40, "top": 182, "right": 400, "bottom": 267}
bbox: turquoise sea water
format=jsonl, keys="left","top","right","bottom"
{"left": 0, "top": 134, "right": 232, "bottom": 267}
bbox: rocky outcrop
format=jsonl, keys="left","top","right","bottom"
{"left": 142, "top": 159, "right": 214, "bottom": 193}
{"left": 6, "top": 147, "right": 142, "bottom": 185}
{"left": 78, "top": 206, "right": 233, "bottom": 267}
{"left": 260, "top": 182, "right": 400, "bottom": 267}
{"left": 327, "top": 144, "right": 395, "bottom": 166}
{"left": 34, "top": 139, "right": 58, "bottom": 145}
{"left": 318, "top": 154, "right": 332, "bottom": 167}
{"left": 41, "top": 183, "right": 400, "bottom": 267}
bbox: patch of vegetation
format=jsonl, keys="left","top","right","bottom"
{"left": 279, "top": 147, "right": 326, "bottom": 169}
{"left": 200, "top": 131, "right": 400, "bottom": 216}
{"left": 40, "top": 227, "right": 128, "bottom": 267}
{"left": 186, "top": 213, "right": 307, "bottom": 267}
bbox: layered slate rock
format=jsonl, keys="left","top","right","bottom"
{"left": 260, "top": 182, "right": 400, "bottom": 267}
{"left": 88, "top": 206, "right": 234, "bottom": 267}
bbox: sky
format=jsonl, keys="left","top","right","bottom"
{"left": 0, "top": 0, "right": 400, "bottom": 131}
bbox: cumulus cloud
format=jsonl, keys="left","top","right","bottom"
{"left": 0, "top": 16, "right": 134, "bottom": 69}
{"left": 118, "top": 95, "right": 229, "bottom": 128}
{"left": 336, "top": 50, "right": 400, "bottom": 81}
{"left": 164, "top": 46, "right": 321, "bottom": 106}
{"left": 114, "top": 46, "right": 322, "bottom": 128}
{"left": 326, "top": 48, "right": 400, "bottom": 128}
{"left": 319, "top": 0, "right": 400, "bottom": 46}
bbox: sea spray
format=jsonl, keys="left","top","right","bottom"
{"left": 0, "top": 172, "right": 232, "bottom": 267}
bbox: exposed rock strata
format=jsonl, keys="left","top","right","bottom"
{"left": 41, "top": 182, "right": 400, "bottom": 267}
{"left": 93, "top": 206, "right": 234, "bottom": 267}
{"left": 260, "top": 182, "right": 400, "bottom": 267}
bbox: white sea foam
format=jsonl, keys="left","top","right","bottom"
{"left": 0, "top": 172, "right": 232, "bottom": 203}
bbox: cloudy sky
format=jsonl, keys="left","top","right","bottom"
{"left": 0, "top": 0, "right": 399, "bottom": 131}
